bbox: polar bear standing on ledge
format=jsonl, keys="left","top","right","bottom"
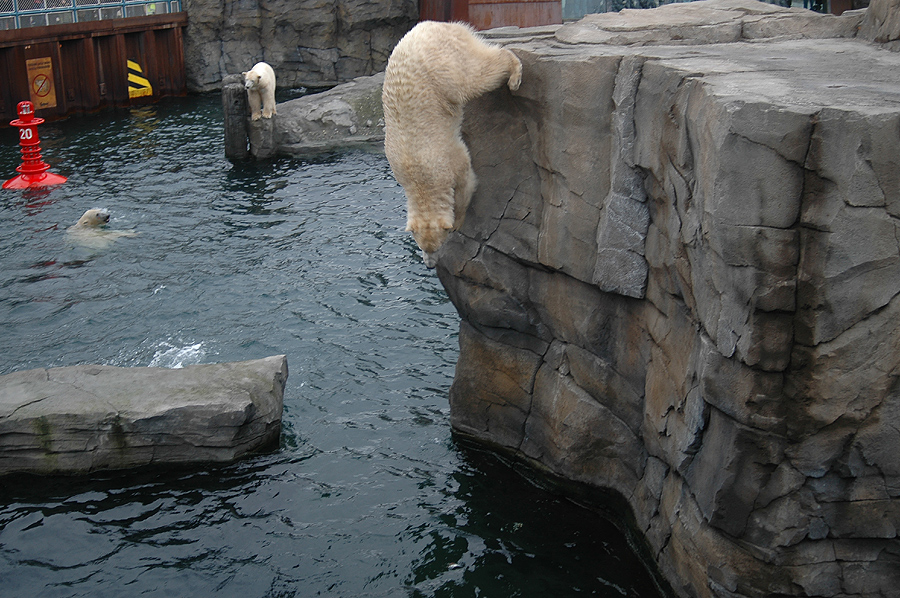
{"left": 382, "top": 21, "right": 522, "bottom": 267}
{"left": 243, "top": 62, "right": 277, "bottom": 121}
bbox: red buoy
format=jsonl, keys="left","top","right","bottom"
{"left": 3, "top": 101, "right": 67, "bottom": 190}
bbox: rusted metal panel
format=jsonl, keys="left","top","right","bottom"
{"left": 58, "top": 36, "right": 101, "bottom": 113}
{"left": 419, "top": 0, "right": 470, "bottom": 24}
{"left": 419, "top": 0, "right": 452, "bottom": 22}
{"left": 418, "top": 0, "right": 561, "bottom": 30}
{"left": 469, "top": 0, "right": 562, "bottom": 29}
{"left": 0, "top": 13, "right": 186, "bottom": 123}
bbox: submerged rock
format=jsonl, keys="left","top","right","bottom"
{"left": 0, "top": 356, "right": 287, "bottom": 476}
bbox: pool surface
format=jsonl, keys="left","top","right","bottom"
{"left": 0, "top": 96, "right": 664, "bottom": 597}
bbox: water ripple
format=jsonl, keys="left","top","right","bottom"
{"left": 0, "top": 95, "right": 663, "bottom": 598}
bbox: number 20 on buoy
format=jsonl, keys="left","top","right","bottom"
{"left": 3, "top": 100, "right": 67, "bottom": 190}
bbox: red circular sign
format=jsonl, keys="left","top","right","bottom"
{"left": 32, "top": 74, "right": 52, "bottom": 97}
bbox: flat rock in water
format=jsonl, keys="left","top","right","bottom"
{"left": 0, "top": 355, "right": 287, "bottom": 476}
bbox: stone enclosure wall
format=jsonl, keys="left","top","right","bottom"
{"left": 181, "top": 0, "right": 417, "bottom": 91}
{"left": 434, "top": 1, "right": 900, "bottom": 596}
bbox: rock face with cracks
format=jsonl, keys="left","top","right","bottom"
{"left": 0, "top": 356, "right": 287, "bottom": 476}
{"left": 181, "top": 0, "right": 417, "bottom": 91}
{"left": 434, "top": 1, "right": 900, "bottom": 597}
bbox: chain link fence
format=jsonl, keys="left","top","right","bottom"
{"left": 0, "top": 0, "right": 181, "bottom": 30}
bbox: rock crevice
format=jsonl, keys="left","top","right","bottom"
{"left": 182, "top": 0, "right": 417, "bottom": 91}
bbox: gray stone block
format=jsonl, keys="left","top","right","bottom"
{"left": 0, "top": 356, "right": 287, "bottom": 476}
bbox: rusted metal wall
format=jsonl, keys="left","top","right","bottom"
{"left": 419, "top": 0, "right": 562, "bottom": 29}
{"left": 0, "top": 13, "right": 186, "bottom": 123}
{"left": 467, "top": 0, "right": 562, "bottom": 29}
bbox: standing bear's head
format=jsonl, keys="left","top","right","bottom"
{"left": 243, "top": 70, "right": 263, "bottom": 90}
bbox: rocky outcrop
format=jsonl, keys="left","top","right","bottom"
{"left": 241, "top": 71, "right": 385, "bottom": 159}
{"left": 435, "top": 1, "right": 900, "bottom": 596}
{"left": 181, "top": 0, "right": 417, "bottom": 92}
{"left": 0, "top": 356, "right": 287, "bottom": 476}
{"left": 859, "top": 0, "right": 900, "bottom": 48}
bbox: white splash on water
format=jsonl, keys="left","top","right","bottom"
{"left": 148, "top": 341, "right": 206, "bottom": 369}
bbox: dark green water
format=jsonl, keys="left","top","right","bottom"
{"left": 0, "top": 95, "right": 664, "bottom": 597}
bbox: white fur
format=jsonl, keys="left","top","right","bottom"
{"left": 243, "top": 62, "right": 277, "bottom": 121}
{"left": 382, "top": 21, "right": 522, "bottom": 267}
{"left": 67, "top": 209, "right": 137, "bottom": 249}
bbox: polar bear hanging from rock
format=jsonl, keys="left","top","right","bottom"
{"left": 382, "top": 21, "right": 522, "bottom": 268}
{"left": 243, "top": 62, "right": 277, "bottom": 121}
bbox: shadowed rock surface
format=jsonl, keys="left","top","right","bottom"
{"left": 425, "top": 1, "right": 900, "bottom": 596}
{"left": 244, "top": 72, "right": 386, "bottom": 159}
{"left": 182, "top": 0, "right": 417, "bottom": 91}
{"left": 0, "top": 356, "right": 287, "bottom": 476}
{"left": 221, "top": 1, "right": 900, "bottom": 592}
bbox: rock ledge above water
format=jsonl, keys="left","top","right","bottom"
{"left": 0, "top": 356, "right": 287, "bottom": 476}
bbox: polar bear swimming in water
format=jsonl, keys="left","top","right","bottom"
{"left": 66, "top": 208, "right": 137, "bottom": 249}
{"left": 243, "top": 62, "right": 277, "bottom": 121}
{"left": 382, "top": 21, "right": 522, "bottom": 268}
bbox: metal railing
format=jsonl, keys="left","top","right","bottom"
{"left": 0, "top": 0, "right": 182, "bottom": 30}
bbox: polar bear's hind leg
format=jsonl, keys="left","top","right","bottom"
{"left": 507, "top": 50, "right": 522, "bottom": 91}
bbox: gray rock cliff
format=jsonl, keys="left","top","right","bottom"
{"left": 433, "top": 1, "right": 900, "bottom": 596}
{"left": 0, "top": 356, "right": 287, "bottom": 476}
{"left": 182, "top": 0, "right": 417, "bottom": 91}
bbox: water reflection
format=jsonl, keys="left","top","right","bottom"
{"left": 0, "top": 445, "right": 661, "bottom": 597}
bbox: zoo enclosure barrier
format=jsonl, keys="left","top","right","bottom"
{"left": 0, "top": 12, "right": 187, "bottom": 122}
{"left": 0, "top": 0, "right": 181, "bottom": 30}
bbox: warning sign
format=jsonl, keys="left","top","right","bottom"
{"left": 26, "top": 57, "right": 58, "bottom": 110}
{"left": 127, "top": 60, "right": 154, "bottom": 99}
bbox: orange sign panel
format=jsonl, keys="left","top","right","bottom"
{"left": 26, "top": 57, "right": 58, "bottom": 110}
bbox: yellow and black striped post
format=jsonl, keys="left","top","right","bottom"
{"left": 127, "top": 60, "right": 154, "bottom": 99}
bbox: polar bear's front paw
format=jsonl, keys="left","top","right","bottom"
{"left": 251, "top": 111, "right": 262, "bottom": 121}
